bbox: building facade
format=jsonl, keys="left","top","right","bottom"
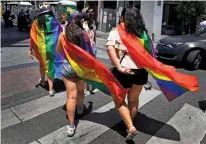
{"left": 86, "top": 0, "right": 205, "bottom": 41}
{"left": 90, "top": 0, "right": 164, "bottom": 41}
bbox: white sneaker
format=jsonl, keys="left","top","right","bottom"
{"left": 84, "top": 89, "right": 90, "bottom": 95}
{"left": 67, "top": 124, "right": 75, "bottom": 137}
{"left": 49, "top": 90, "right": 55, "bottom": 97}
{"left": 76, "top": 105, "right": 84, "bottom": 116}
{"left": 144, "top": 81, "right": 152, "bottom": 90}
{"left": 38, "top": 79, "right": 46, "bottom": 86}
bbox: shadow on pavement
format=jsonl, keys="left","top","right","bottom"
{"left": 200, "top": 133, "right": 206, "bottom": 144}
{"left": 36, "top": 79, "right": 66, "bottom": 93}
{"left": 4, "top": 44, "right": 30, "bottom": 48}
{"left": 199, "top": 100, "right": 206, "bottom": 112}
{"left": 1, "top": 24, "right": 30, "bottom": 47}
{"left": 134, "top": 113, "right": 180, "bottom": 141}
{"left": 81, "top": 109, "right": 180, "bottom": 142}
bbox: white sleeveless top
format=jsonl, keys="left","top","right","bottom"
{"left": 106, "top": 28, "right": 138, "bottom": 69}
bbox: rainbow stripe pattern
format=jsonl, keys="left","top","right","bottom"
{"left": 66, "top": 7, "right": 79, "bottom": 22}
{"left": 82, "top": 7, "right": 89, "bottom": 14}
{"left": 30, "top": 15, "right": 63, "bottom": 79}
{"left": 118, "top": 25, "right": 199, "bottom": 101}
{"left": 39, "top": 2, "right": 51, "bottom": 14}
{"left": 60, "top": 33, "right": 127, "bottom": 104}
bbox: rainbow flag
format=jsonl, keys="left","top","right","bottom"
{"left": 60, "top": 33, "right": 127, "bottom": 104}
{"left": 30, "top": 15, "right": 63, "bottom": 79}
{"left": 118, "top": 25, "right": 199, "bottom": 101}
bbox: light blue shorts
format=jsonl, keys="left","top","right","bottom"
{"left": 61, "top": 59, "right": 77, "bottom": 78}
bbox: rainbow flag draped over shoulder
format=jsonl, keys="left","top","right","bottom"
{"left": 59, "top": 33, "right": 127, "bottom": 104}
{"left": 118, "top": 25, "right": 199, "bottom": 101}
{"left": 30, "top": 15, "right": 63, "bottom": 79}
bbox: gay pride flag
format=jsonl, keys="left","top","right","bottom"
{"left": 30, "top": 15, "right": 63, "bottom": 79}
{"left": 118, "top": 25, "right": 199, "bottom": 101}
{"left": 59, "top": 33, "right": 127, "bottom": 104}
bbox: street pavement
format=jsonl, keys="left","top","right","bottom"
{"left": 1, "top": 26, "right": 206, "bottom": 144}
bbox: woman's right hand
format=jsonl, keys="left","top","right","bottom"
{"left": 117, "top": 66, "right": 134, "bottom": 75}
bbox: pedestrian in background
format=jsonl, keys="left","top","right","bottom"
{"left": 30, "top": 2, "right": 63, "bottom": 96}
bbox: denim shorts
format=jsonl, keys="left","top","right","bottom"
{"left": 61, "top": 59, "right": 77, "bottom": 78}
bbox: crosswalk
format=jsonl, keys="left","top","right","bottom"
{"left": 2, "top": 38, "right": 206, "bottom": 144}
{"left": 2, "top": 85, "right": 206, "bottom": 144}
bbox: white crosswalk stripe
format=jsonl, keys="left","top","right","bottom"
{"left": 1, "top": 89, "right": 99, "bottom": 129}
{"left": 147, "top": 103, "right": 206, "bottom": 144}
{"left": 29, "top": 88, "right": 161, "bottom": 144}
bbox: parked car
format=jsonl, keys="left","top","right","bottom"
{"left": 156, "top": 28, "right": 206, "bottom": 70}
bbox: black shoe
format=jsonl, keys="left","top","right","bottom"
{"left": 63, "top": 104, "right": 66, "bottom": 111}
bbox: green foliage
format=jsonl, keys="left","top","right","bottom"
{"left": 176, "top": 1, "right": 206, "bottom": 26}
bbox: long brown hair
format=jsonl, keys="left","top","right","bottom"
{"left": 65, "top": 13, "right": 84, "bottom": 46}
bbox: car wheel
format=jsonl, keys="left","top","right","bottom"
{"left": 186, "top": 50, "right": 202, "bottom": 70}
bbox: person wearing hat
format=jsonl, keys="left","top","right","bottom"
{"left": 56, "top": 7, "right": 93, "bottom": 137}
{"left": 29, "top": 2, "right": 63, "bottom": 96}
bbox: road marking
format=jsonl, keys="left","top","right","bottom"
{"left": 1, "top": 109, "right": 21, "bottom": 129}
{"left": 147, "top": 103, "right": 206, "bottom": 144}
{"left": 31, "top": 88, "right": 161, "bottom": 144}
{"left": 2, "top": 89, "right": 98, "bottom": 128}
{"left": 30, "top": 141, "right": 40, "bottom": 144}
{"left": 11, "top": 92, "right": 66, "bottom": 121}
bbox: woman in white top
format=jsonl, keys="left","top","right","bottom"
{"left": 106, "top": 7, "right": 148, "bottom": 141}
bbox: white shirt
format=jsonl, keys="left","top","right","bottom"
{"left": 106, "top": 28, "right": 138, "bottom": 69}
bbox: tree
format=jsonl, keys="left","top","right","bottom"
{"left": 176, "top": 1, "right": 206, "bottom": 34}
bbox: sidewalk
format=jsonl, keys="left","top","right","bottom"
{"left": 1, "top": 21, "right": 30, "bottom": 43}
{"left": 1, "top": 66, "right": 40, "bottom": 98}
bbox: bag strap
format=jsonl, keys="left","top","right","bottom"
{"left": 120, "top": 52, "right": 127, "bottom": 64}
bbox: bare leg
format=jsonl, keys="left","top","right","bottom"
{"left": 76, "top": 80, "right": 85, "bottom": 105}
{"left": 127, "top": 85, "right": 143, "bottom": 119}
{"left": 47, "top": 75, "right": 54, "bottom": 92}
{"left": 76, "top": 80, "right": 85, "bottom": 115}
{"left": 63, "top": 76, "right": 77, "bottom": 125}
{"left": 115, "top": 101, "right": 134, "bottom": 130}
{"left": 39, "top": 64, "right": 45, "bottom": 81}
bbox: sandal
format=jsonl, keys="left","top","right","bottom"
{"left": 67, "top": 124, "right": 76, "bottom": 137}
{"left": 125, "top": 126, "right": 137, "bottom": 141}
